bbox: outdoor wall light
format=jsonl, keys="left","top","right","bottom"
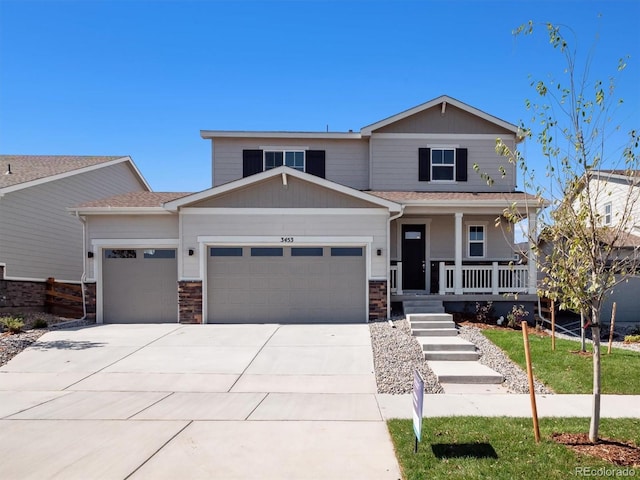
{"left": 188, "top": 248, "right": 195, "bottom": 256}
{"left": 376, "top": 248, "right": 382, "bottom": 256}
{"left": 87, "top": 251, "right": 94, "bottom": 258}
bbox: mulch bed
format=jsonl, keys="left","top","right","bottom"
{"left": 552, "top": 433, "right": 640, "bottom": 467}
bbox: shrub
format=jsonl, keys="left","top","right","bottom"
{"left": 624, "top": 335, "right": 640, "bottom": 343}
{"left": 0, "top": 316, "right": 25, "bottom": 334}
{"left": 507, "top": 304, "right": 529, "bottom": 328}
{"left": 32, "top": 318, "right": 48, "bottom": 329}
{"left": 475, "top": 301, "right": 494, "bottom": 323}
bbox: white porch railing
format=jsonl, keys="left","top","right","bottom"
{"left": 440, "top": 262, "right": 529, "bottom": 295}
{"left": 390, "top": 262, "right": 403, "bottom": 294}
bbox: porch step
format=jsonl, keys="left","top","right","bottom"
{"left": 417, "top": 336, "right": 479, "bottom": 361}
{"left": 428, "top": 361, "right": 504, "bottom": 384}
{"left": 407, "top": 313, "right": 458, "bottom": 337}
{"left": 424, "top": 351, "right": 480, "bottom": 361}
{"left": 418, "top": 336, "right": 478, "bottom": 352}
{"left": 403, "top": 299, "right": 445, "bottom": 314}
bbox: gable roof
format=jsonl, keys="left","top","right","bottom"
{"left": 360, "top": 95, "right": 519, "bottom": 136}
{"left": 0, "top": 155, "right": 151, "bottom": 193}
{"left": 163, "top": 166, "right": 402, "bottom": 212}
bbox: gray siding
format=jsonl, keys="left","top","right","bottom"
{"left": 86, "top": 215, "right": 179, "bottom": 279}
{"left": 192, "top": 176, "right": 375, "bottom": 208}
{"left": 370, "top": 136, "right": 516, "bottom": 192}
{"left": 374, "top": 104, "right": 514, "bottom": 135}
{"left": 0, "top": 162, "right": 146, "bottom": 281}
{"left": 181, "top": 211, "right": 387, "bottom": 279}
{"left": 212, "top": 138, "right": 369, "bottom": 189}
{"left": 602, "top": 276, "right": 640, "bottom": 327}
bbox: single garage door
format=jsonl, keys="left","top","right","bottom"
{"left": 102, "top": 248, "right": 178, "bottom": 323}
{"left": 207, "top": 246, "right": 366, "bottom": 323}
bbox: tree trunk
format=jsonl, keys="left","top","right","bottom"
{"left": 589, "top": 317, "right": 601, "bottom": 443}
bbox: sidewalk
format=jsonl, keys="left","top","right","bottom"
{"left": 377, "top": 393, "right": 640, "bottom": 419}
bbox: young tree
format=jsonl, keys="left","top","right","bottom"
{"left": 487, "top": 22, "right": 640, "bottom": 442}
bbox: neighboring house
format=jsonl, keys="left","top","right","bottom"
{"left": 70, "top": 95, "right": 541, "bottom": 324}
{"left": 0, "top": 155, "right": 150, "bottom": 310}
{"left": 577, "top": 170, "right": 640, "bottom": 327}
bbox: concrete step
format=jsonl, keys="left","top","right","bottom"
{"left": 418, "top": 337, "right": 477, "bottom": 352}
{"left": 412, "top": 328, "right": 459, "bottom": 337}
{"left": 403, "top": 299, "right": 444, "bottom": 307}
{"left": 428, "top": 361, "right": 504, "bottom": 384}
{"left": 406, "top": 313, "right": 453, "bottom": 323}
{"left": 410, "top": 321, "right": 455, "bottom": 330}
{"left": 424, "top": 350, "right": 480, "bottom": 361}
{"left": 404, "top": 305, "right": 445, "bottom": 314}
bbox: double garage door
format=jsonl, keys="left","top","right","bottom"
{"left": 101, "top": 245, "right": 367, "bottom": 324}
{"left": 207, "top": 246, "right": 366, "bottom": 323}
{"left": 102, "top": 248, "right": 178, "bottom": 323}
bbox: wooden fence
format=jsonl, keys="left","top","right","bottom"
{"left": 45, "top": 277, "right": 84, "bottom": 316}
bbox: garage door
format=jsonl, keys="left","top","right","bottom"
{"left": 207, "top": 246, "right": 366, "bottom": 323}
{"left": 102, "top": 248, "right": 178, "bottom": 323}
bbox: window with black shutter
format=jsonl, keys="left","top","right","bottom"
{"left": 305, "top": 150, "right": 326, "bottom": 178}
{"left": 242, "top": 150, "right": 263, "bottom": 177}
{"left": 419, "top": 147, "right": 468, "bottom": 182}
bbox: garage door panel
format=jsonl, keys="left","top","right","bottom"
{"left": 103, "top": 249, "right": 177, "bottom": 323}
{"left": 208, "top": 246, "right": 365, "bottom": 323}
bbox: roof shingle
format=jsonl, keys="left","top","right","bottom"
{"left": 0, "top": 155, "right": 126, "bottom": 189}
{"left": 74, "top": 191, "right": 192, "bottom": 209}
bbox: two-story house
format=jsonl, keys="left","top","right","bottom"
{"left": 71, "top": 96, "right": 541, "bottom": 324}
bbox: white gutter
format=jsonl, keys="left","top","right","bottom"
{"left": 75, "top": 212, "right": 88, "bottom": 320}
{"left": 387, "top": 205, "right": 405, "bottom": 320}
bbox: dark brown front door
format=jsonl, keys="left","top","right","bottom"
{"left": 402, "top": 224, "right": 426, "bottom": 290}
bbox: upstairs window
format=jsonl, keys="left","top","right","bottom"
{"left": 431, "top": 148, "right": 455, "bottom": 181}
{"left": 468, "top": 225, "right": 485, "bottom": 258}
{"left": 604, "top": 202, "right": 612, "bottom": 226}
{"left": 264, "top": 150, "right": 305, "bottom": 171}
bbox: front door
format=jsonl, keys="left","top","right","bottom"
{"left": 402, "top": 224, "right": 426, "bottom": 290}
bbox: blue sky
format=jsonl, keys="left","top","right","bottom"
{"left": 1, "top": 0, "right": 638, "bottom": 192}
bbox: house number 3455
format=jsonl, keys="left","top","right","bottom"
{"left": 281, "top": 237, "right": 294, "bottom": 243}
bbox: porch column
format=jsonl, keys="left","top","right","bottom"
{"left": 454, "top": 212, "right": 463, "bottom": 294}
{"left": 528, "top": 210, "right": 538, "bottom": 294}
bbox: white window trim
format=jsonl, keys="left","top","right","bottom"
{"left": 263, "top": 149, "right": 306, "bottom": 172}
{"left": 429, "top": 145, "right": 457, "bottom": 183}
{"left": 604, "top": 202, "right": 612, "bottom": 226}
{"left": 466, "top": 223, "right": 487, "bottom": 259}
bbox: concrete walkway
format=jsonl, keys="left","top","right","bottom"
{"left": 0, "top": 324, "right": 401, "bottom": 480}
{"left": 2, "top": 324, "right": 640, "bottom": 479}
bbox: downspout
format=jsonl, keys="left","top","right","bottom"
{"left": 387, "top": 205, "right": 405, "bottom": 321}
{"left": 75, "top": 211, "right": 88, "bottom": 320}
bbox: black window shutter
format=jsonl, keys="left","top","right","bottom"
{"left": 305, "top": 150, "right": 326, "bottom": 178}
{"left": 242, "top": 150, "right": 263, "bottom": 177}
{"left": 418, "top": 148, "right": 430, "bottom": 182}
{"left": 456, "top": 148, "right": 468, "bottom": 182}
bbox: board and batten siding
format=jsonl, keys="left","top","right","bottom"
{"left": 85, "top": 214, "right": 179, "bottom": 279}
{"left": 369, "top": 136, "right": 517, "bottom": 192}
{"left": 0, "top": 162, "right": 146, "bottom": 281}
{"left": 181, "top": 211, "right": 388, "bottom": 280}
{"left": 211, "top": 138, "right": 369, "bottom": 190}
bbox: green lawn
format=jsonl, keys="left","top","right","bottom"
{"left": 481, "top": 329, "right": 640, "bottom": 394}
{"left": 388, "top": 417, "right": 640, "bottom": 480}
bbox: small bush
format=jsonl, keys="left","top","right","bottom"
{"left": 624, "top": 335, "right": 640, "bottom": 343}
{"left": 32, "top": 318, "right": 48, "bottom": 329}
{"left": 507, "top": 304, "right": 529, "bottom": 328}
{"left": 0, "top": 316, "right": 25, "bottom": 334}
{"left": 475, "top": 301, "right": 494, "bottom": 323}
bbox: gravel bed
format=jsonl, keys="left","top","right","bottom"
{"left": 0, "top": 312, "right": 94, "bottom": 367}
{"left": 457, "top": 324, "right": 553, "bottom": 394}
{"left": 369, "top": 318, "right": 443, "bottom": 394}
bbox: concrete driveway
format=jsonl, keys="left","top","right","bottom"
{"left": 0, "top": 324, "right": 401, "bottom": 479}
